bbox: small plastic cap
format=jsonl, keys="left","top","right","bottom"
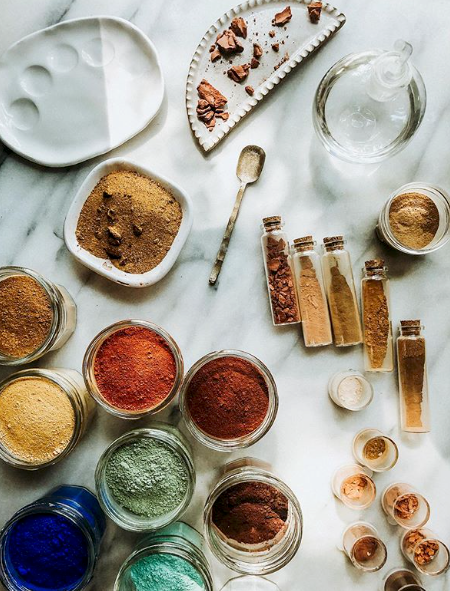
{"left": 221, "top": 576, "right": 280, "bottom": 591}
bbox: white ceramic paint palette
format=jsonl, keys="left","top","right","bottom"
{"left": 187, "top": 0, "right": 345, "bottom": 152}
{"left": 0, "top": 17, "right": 164, "bottom": 167}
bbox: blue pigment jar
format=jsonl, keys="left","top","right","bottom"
{"left": 0, "top": 485, "right": 106, "bottom": 591}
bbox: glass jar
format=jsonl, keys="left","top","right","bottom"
{"left": 114, "top": 522, "right": 213, "bottom": 591}
{"left": 401, "top": 529, "right": 450, "bottom": 577}
{"left": 382, "top": 483, "right": 430, "bottom": 529}
{"left": 292, "top": 236, "right": 332, "bottom": 347}
{"left": 397, "top": 321, "right": 430, "bottom": 433}
{"left": 0, "top": 368, "right": 95, "bottom": 469}
{"left": 0, "top": 266, "right": 76, "bottom": 366}
{"left": 95, "top": 424, "right": 195, "bottom": 532}
{"left": 204, "top": 458, "right": 302, "bottom": 575}
{"left": 321, "top": 237, "right": 362, "bottom": 346}
{"left": 221, "top": 576, "right": 280, "bottom": 590}
{"left": 179, "top": 350, "right": 278, "bottom": 452}
{"left": 342, "top": 521, "right": 387, "bottom": 572}
{"left": 353, "top": 429, "right": 399, "bottom": 472}
{"left": 83, "top": 319, "right": 184, "bottom": 419}
{"left": 261, "top": 217, "right": 300, "bottom": 326}
{"left": 361, "top": 260, "right": 394, "bottom": 372}
{"left": 382, "top": 567, "right": 426, "bottom": 591}
{"left": 0, "top": 485, "right": 105, "bottom": 591}
{"left": 328, "top": 370, "right": 373, "bottom": 411}
{"left": 332, "top": 464, "right": 376, "bottom": 510}
{"left": 377, "top": 183, "right": 450, "bottom": 255}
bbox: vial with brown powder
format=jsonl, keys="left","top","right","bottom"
{"left": 361, "top": 260, "right": 394, "bottom": 372}
{"left": 397, "top": 320, "right": 430, "bottom": 433}
{"left": 261, "top": 217, "right": 300, "bottom": 326}
{"left": 291, "top": 236, "right": 332, "bottom": 347}
{"left": 321, "top": 236, "right": 363, "bottom": 346}
{"left": 382, "top": 483, "right": 430, "bottom": 529}
{"left": 382, "top": 567, "right": 426, "bottom": 591}
{"left": 341, "top": 521, "right": 387, "bottom": 572}
{"left": 401, "top": 528, "right": 450, "bottom": 577}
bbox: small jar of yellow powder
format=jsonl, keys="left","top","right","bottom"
{"left": 0, "top": 368, "right": 95, "bottom": 469}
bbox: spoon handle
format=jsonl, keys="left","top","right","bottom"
{"left": 209, "top": 182, "right": 247, "bottom": 285}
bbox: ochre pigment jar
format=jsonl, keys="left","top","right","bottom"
{"left": 0, "top": 266, "right": 77, "bottom": 366}
{"left": 0, "top": 485, "right": 105, "bottom": 591}
{"left": 114, "top": 522, "right": 213, "bottom": 591}
{"left": 204, "top": 458, "right": 302, "bottom": 575}
{"left": 179, "top": 350, "right": 278, "bottom": 452}
{"left": 95, "top": 425, "right": 195, "bottom": 532}
{"left": 83, "top": 319, "right": 183, "bottom": 419}
{"left": 0, "top": 368, "right": 95, "bottom": 469}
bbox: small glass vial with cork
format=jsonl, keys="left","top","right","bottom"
{"left": 382, "top": 567, "right": 426, "bottom": 591}
{"left": 261, "top": 217, "right": 300, "bottom": 326}
{"left": 291, "top": 236, "right": 332, "bottom": 347}
{"left": 353, "top": 429, "right": 399, "bottom": 472}
{"left": 401, "top": 528, "right": 450, "bottom": 577}
{"left": 332, "top": 464, "right": 376, "bottom": 510}
{"left": 321, "top": 236, "right": 362, "bottom": 346}
{"left": 361, "top": 260, "right": 394, "bottom": 372}
{"left": 342, "top": 522, "right": 387, "bottom": 572}
{"left": 382, "top": 483, "right": 430, "bottom": 529}
{"left": 397, "top": 320, "right": 430, "bottom": 433}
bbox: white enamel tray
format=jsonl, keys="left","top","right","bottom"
{"left": 186, "top": 0, "right": 346, "bottom": 152}
{"left": 64, "top": 158, "right": 193, "bottom": 288}
{"left": 0, "top": 17, "right": 164, "bottom": 167}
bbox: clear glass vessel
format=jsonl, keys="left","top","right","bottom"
{"left": 114, "top": 522, "right": 214, "bottom": 591}
{"left": 83, "top": 319, "right": 184, "bottom": 419}
{"left": 204, "top": 458, "right": 302, "bottom": 575}
{"left": 221, "top": 576, "right": 280, "bottom": 590}
{"left": 361, "top": 260, "right": 394, "bottom": 372}
{"left": 0, "top": 266, "right": 77, "bottom": 366}
{"left": 0, "top": 485, "right": 105, "bottom": 591}
{"left": 261, "top": 216, "right": 300, "bottom": 326}
{"left": 397, "top": 321, "right": 430, "bottom": 433}
{"left": 179, "top": 350, "right": 278, "bottom": 452}
{"left": 321, "top": 236, "right": 362, "bottom": 346}
{"left": 0, "top": 368, "right": 95, "bottom": 470}
{"left": 292, "top": 236, "right": 332, "bottom": 347}
{"left": 342, "top": 522, "right": 387, "bottom": 572}
{"left": 401, "top": 529, "right": 450, "bottom": 577}
{"left": 377, "top": 183, "right": 450, "bottom": 255}
{"left": 95, "top": 425, "right": 195, "bottom": 532}
{"left": 332, "top": 464, "right": 376, "bottom": 510}
{"left": 313, "top": 40, "right": 426, "bottom": 163}
{"left": 353, "top": 429, "right": 398, "bottom": 472}
{"left": 382, "top": 567, "right": 426, "bottom": 591}
{"left": 328, "top": 370, "right": 373, "bottom": 411}
{"left": 382, "top": 483, "right": 430, "bottom": 529}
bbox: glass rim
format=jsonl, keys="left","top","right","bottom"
{"left": 350, "top": 534, "right": 387, "bottom": 572}
{"left": 353, "top": 429, "right": 399, "bottom": 472}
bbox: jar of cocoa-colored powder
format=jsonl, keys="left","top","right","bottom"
{"left": 179, "top": 351, "right": 278, "bottom": 452}
{"left": 204, "top": 458, "right": 302, "bottom": 575}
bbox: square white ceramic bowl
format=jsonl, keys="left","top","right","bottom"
{"left": 64, "top": 158, "right": 193, "bottom": 287}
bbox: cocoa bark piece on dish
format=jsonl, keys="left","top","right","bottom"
{"left": 210, "top": 48, "right": 221, "bottom": 62}
{"left": 272, "top": 43, "right": 280, "bottom": 52}
{"left": 253, "top": 43, "right": 263, "bottom": 58}
{"left": 227, "top": 64, "right": 250, "bottom": 83}
{"left": 216, "top": 29, "right": 244, "bottom": 55}
{"left": 272, "top": 6, "right": 292, "bottom": 26}
{"left": 308, "top": 1, "right": 322, "bottom": 23}
{"left": 230, "top": 17, "right": 247, "bottom": 38}
{"left": 196, "top": 79, "right": 228, "bottom": 131}
{"left": 245, "top": 85, "right": 254, "bottom": 96}
{"left": 250, "top": 57, "right": 260, "bottom": 69}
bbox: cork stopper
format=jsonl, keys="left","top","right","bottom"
{"left": 294, "top": 236, "right": 314, "bottom": 245}
{"left": 400, "top": 319, "right": 422, "bottom": 335}
{"left": 323, "top": 235, "right": 344, "bottom": 251}
{"left": 365, "top": 259, "right": 385, "bottom": 270}
{"left": 293, "top": 235, "right": 315, "bottom": 252}
{"left": 263, "top": 216, "right": 282, "bottom": 229}
{"left": 400, "top": 320, "right": 421, "bottom": 327}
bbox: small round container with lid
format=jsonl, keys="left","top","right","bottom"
{"left": 0, "top": 485, "right": 105, "bottom": 591}
{"left": 0, "top": 266, "right": 76, "bottom": 366}
{"left": 382, "top": 483, "right": 430, "bottom": 529}
{"left": 328, "top": 370, "right": 374, "bottom": 411}
{"left": 377, "top": 183, "right": 450, "bottom": 255}
{"left": 381, "top": 567, "right": 426, "bottom": 591}
{"left": 114, "top": 522, "right": 213, "bottom": 591}
{"left": 342, "top": 521, "right": 387, "bottom": 572}
{"left": 353, "top": 429, "right": 399, "bottom": 472}
{"left": 83, "top": 319, "right": 183, "bottom": 419}
{"left": 221, "top": 576, "right": 280, "bottom": 590}
{"left": 179, "top": 350, "right": 278, "bottom": 452}
{"left": 0, "top": 368, "right": 95, "bottom": 469}
{"left": 401, "top": 528, "right": 450, "bottom": 577}
{"left": 204, "top": 458, "right": 302, "bottom": 575}
{"left": 95, "top": 424, "right": 195, "bottom": 532}
{"left": 332, "top": 464, "right": 376, "bottom": 510}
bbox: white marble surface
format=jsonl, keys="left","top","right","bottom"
{"left": 0, "top": 1, "right": 449, "bottom": 589}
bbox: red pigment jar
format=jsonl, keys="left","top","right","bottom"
{"left": 83, "top": 320, "right": 183, "bottom": 419}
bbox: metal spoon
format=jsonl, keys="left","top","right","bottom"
{"left": 209, "top": 145, "right": 266, "bottom": 285}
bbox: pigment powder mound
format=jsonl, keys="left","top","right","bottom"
{"left": 75, "top": 170, "right": 183, "bottom": 274}
{"left": 127, "top": 554, "right": 205, "bottom": 591}
{"left": 0, "top": 377, "right": 75, "bottom": 465}
{"left": 105, "top": 438, "right": 189, "bottom": 518}
{"left": 6, "top": 513, "right": 89, "bottom": 590}
{"left": 212, "top": 481, "right": 289, "bottom": 546}
{"left": 186, "top": 356, "right": 270, "bottom": 440}
{"left": 389, "top": 192, "right": 440, "bottom": 250}
{"left": 0, "top": 275, "right": 53, "bottom": 358}
{"left": 93, "top": 326, "right": 177, "bottom": 412}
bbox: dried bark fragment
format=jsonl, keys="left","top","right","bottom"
{"left": 253, "top": 43, "right": 263, "bottom": 58}
{"left": 216, "top": 29, "right": 244, "bottom": 55}
{"left": 230, "top": 17, "right": 247, "bottom": 38}
{"left": 245, "top": 85, "right": 254, "bottom": 96}
{"left": 272, "top": 6, "right": 292, "bottom": 26}
{"left": 196, "top": 79, "right": 228, "bottom": 131}
{"left": 308, "top": 1, "right": 322, "bottom": 23}
{"left": 227, "top": 64, "right": 250, "bottom": 82}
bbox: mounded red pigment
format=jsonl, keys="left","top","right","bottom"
{"left": 186, "top": 356, "right": 270, "bottom": 439}
{"left": 212, "top": 481, "right": 289, "bottom": 545}
{"left": 93, "top": 326, "right": 176, "bottom": 411}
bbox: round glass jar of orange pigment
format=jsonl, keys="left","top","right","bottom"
{"left": 377, "top": 182, "right": 450, "bottom": 255}
{"left": 179, "top": 350, "right": 278, "bottom": 452}
{"left": 204, "top": 458, "right": 302, "bottom": 575}
{"left": 0, "top": 267, "right": 77, "bottom": 366}
{"left": 0, "top": 368, "right": 95, "bottom": 470}
{"left": 83, "top": 320, "right": 183, "bottom": 419}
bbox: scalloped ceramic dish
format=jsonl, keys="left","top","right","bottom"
{"left": 186, "top": 0, "right": 345, "bottom": 152}
{"left": 0, "top": 17, "right": 164, "bottom": 167}
{"left": 64, "top": 158, "right": 193, "bottom": 288}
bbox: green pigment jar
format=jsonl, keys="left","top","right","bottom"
{"left": 114, "top": 522, "right": 213, "bottom": 591}
{"left": 95, "top": 425, "right": 195, "bottom": 532}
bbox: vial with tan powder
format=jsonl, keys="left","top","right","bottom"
{"left": 401, "top": 528, "right": 450, "bottom": 577}
{"left": 332, "top": 464, "right": 376, "bottom": 510}
{"left": 321, "top": 236, "right": 362, "bottom": 346}
{"left": 353, "top": 429, "right": 399, "bottom": 472}
{"left": 342, "top": 522, "right": 387, "bottom": 572}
